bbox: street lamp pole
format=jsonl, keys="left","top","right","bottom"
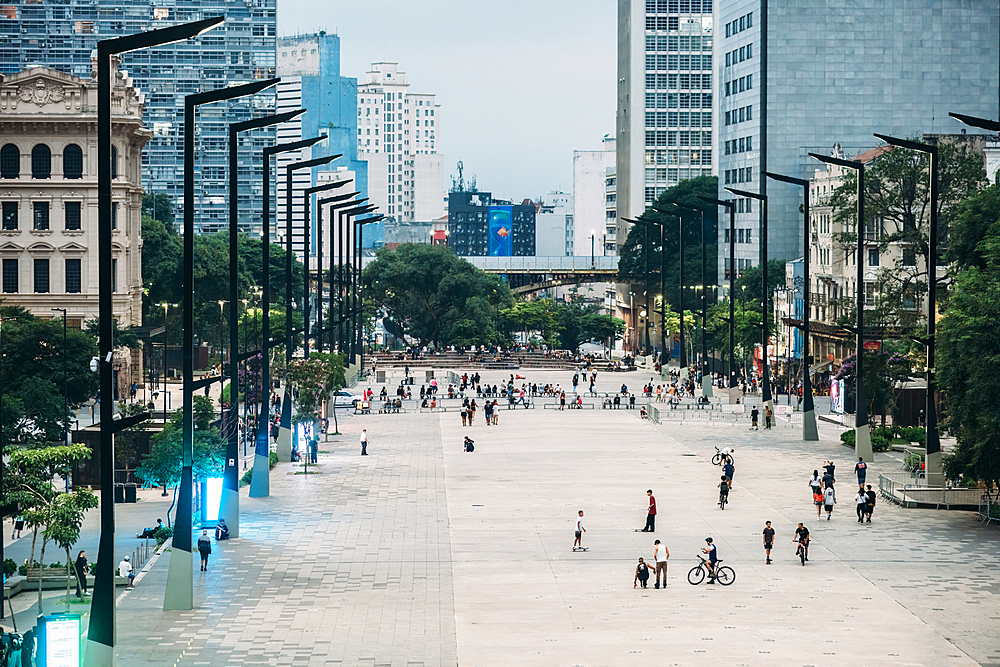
{"left": 338, "top": 203, "right": 372, "bottom": 363}
{"left": 353, "top": 212, "right": 383, "bottom": 366}
{"left": 677, "top": 203, "right": 712, "bottom": 397}
{"left": 765, "top": 171, "right": 819, "bottom": 441}
{"left": 809, "top": 151, "right": 872, "bottom": 462}
{"left": 317, "top": 191, "right": 360, "bottom": 352}
{"left": 52, "top": 308, "right": 69, "bottom": 488}
{"left": 95, "top": 16, "right": 224, "bottom": 656}
{"left": 250, "top": 135, "right": 325, "bottom": 499}
{"left": 220, "top": 108, "right": 303, "bottom": 538}
{"left": 653, "top": 206, "right": 688, "bottom": 376}
{"left": 276, "top": 155, "right": 336, "bottom": 463}
{"left": 725, "top": 187, "right": 771, "bottom": 414}
{"left": 699, "top": 196, "right": 737, "bottom": 401}
{"left": 877, "top": 130, "right": 948, "bottom": 483}
{"left": 302, "top": 179, "right": 348, "bottom": 359}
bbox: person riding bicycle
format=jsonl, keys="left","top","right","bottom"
{"left": 793, "top": 523, "right": 810, "bottom": 561}
{"left": 702, "top": 537, "right": 718, "bottom": 582}
{"left": 718, "top": 475, "right": 730, "bottom": 507}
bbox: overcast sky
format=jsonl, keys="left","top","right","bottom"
{"left": 279, "top": 0, "right": 616, "bottom": 201}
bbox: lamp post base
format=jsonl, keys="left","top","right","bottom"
{"left": 276, "top": 424, "right": 292, "bottom": 463}
{"left": 855, "top": 424, "right": 874, "bottom": 462}
{"left": 83, "top": 638, "right": 114, "bottom": 667}
{"left": 218, "top": 487, "right": 239, "bottom": 539}
{"left": 925, "top": 449, "right": 944, "bottom": 487}
{"left": 163, "top": 545, "right": 193, "bottom": 611}
{"left": 803, "top": 409, "right": 819, "bottom": 441}
{"left": 248, "top": 449, "right": 270, "bottom": 497}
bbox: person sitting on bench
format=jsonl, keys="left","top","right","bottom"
{"left": 137, "top": 518, "right": 164, "bottom": 539}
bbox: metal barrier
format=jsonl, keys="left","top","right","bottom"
{"left": 978, "top": 495, "right": 1000, "bottom": 525}
{"left": 878, "top": 472, "right": 984, "bottom": 509}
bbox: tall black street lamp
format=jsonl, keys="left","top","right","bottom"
{"left": 316, "top": 190, "right": 359, "bottom": 352}
{"left": 219, "top": 108, "right": 304, "bottom": 538}
{"left": 624, "top": 217, "right": 666, "bottom": 368}
{"left": 725, "top": 187, "right": 772, "bottom": 413}
{"left": 765, "top": 171, "right": 819, "bottom": 441}
{"left": 878, "top": 129, "right": 948, "bottom": 484}
{"left": 302, "top": 179, "right": 348, "bottom": 358}
{"left": 52, "top": 308, "right": 69, "bottom": 473}
{"left": 165, "top": 76, "right": 281, "bottom": 613}
{"left": 699, "top": 196, "right": 738, "bottom": 401}
{"left": 652, "top": 206, "right": 688, "bottom": 375}
{"left": 353, "top": 213, "right": 383, "bottom": 366}
{"left": 808, "top": 152, "right": 872, "bottom": 461}
{"left": 275, "top": 155, "right": 336, "bottom": 463}
{"left": 677, "top": 203, "right": 713, "bottom": 397}
{"left": 338, "top": 202, "right": 372, "bottom": 359}
{"left": 94, "top": 17, "right": 222, "bottom": 658}
{"left": 250, "top": 135, "right": 325, "bottom": 498}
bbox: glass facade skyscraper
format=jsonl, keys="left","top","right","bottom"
{"left": 0, "top": 0, "right": 278, "bottom": 235}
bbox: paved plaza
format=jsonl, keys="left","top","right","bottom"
{"left": 58, "top": 369, "right": 1000, "bottom": 665}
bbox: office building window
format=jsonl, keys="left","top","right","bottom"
{"left": 2, "top": 259, "right": 16, "bottom": 293}
{"left": 110, "top": 145, "right": 118, "bottom": 179}
{"left": 65, "top": 201, "right": 82, "bottom": 230}
{"left": 33, "top": 258, "right": 49, "bottom": 293}
{"left": 2, "top": 202, "right": 16, "bottom": 230}
{"left": 63, "top": 144, "right": 83, "bottom": 179}
{"left": 31, "top": 144, "right": 51, "bottom": 179}
{"left": 33, "top": 201, "right": 49, "bottom": 230}
{"left": 111, "top": 202, "right": 118, "bottom": 230}
{"left": 868, "top": 248, "right": 880, "bottom": 267}
{"left": 65, "top": 258, "right": 82, "bottom": 293}
{"left": 0, "top": 144, "right": 18, "bottom": 179}
{"left": 112, "top": 258, "right": 117, "bottom": 293}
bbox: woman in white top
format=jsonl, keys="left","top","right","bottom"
{"left": 855, "top": 489, "right": 868, "bottom": 523}
{"left": 809, "top": 470, "right": 822, "bottom": 499}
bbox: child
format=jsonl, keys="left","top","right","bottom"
{"left": 813, "top": 487, "right": 825, "bottom": 518}
{"left": 718, "top": 475, "right": 730, "bottom": 508}
{"left": 573, "top": 510, "right": 586, "bottom": 551}
{"left": 634, "top": 557, "right": 650, "bottom": 588}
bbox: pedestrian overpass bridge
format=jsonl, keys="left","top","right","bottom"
{"left": 464, "top": 256, "right": 619, "bottom": 294}
{"left": 361, "top": 255, "right": 619, "bottom": 294}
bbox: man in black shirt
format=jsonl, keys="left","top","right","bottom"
{"left": 793, "top": 523, "right": 810, "bottom": 561}
{"left": 762, "top": 521, "right": 775, "bottom": 565}
{"left": 865, "top": 484, "right": 876, "bottom": 522}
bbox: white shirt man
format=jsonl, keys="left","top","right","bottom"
{"left": 360, "top": 429, "right": 369, "bottom": 456}
{"left": 653, "top": 540, "right": 670, "bottom": 589}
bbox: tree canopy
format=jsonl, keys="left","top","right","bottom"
{"left": 362, "top": 243, "right": 513, "bottom": 348}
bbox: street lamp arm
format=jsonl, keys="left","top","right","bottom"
{"left": 265, "top": 135, "right": 326, "bottom": 158}
{"left": 318, "top": 191, "right": 360, "bottom": 206}
{"left": 873, "top": 133, "right": 937, "bottom": 155}
{"left": 948, "top": 112, "right": 1000, "bottom": 132}
{"left": 724, "top": 187, "right": 765, "bottom": 201}
{"left": 97, "top": 15, "right": 223, "bottom": 54}
{"left": 764, "top": 171, "right": 809, "bottom": 187}
{"left": 189, "top": 77, "right": 280, "bottom": 106}
{"left": 233, "top": 108, "right": 305, "bottom": 133}
{"left": 808, "top": 152, "right": 863, "bottom": 170}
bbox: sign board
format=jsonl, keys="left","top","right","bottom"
{"left": 487, "top": 206, "right": 513, "bottom": 256}
{"left": 862, "top": 340, "right": 881, "bottom": 351}
{"left": 40, "top": 613, "right": 81, "bottom": 667}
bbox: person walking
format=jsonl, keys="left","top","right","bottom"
{"left": 572, "top": 510, "right": 586, "bottom": 551}
{"left": 360, "top": 429, "right": 369, "bottom": 456}
{"left": 809, "top": 470, "right": 822, "bottom": 498}
{"left": 764, "top": 405, "right": 773, "bottom": 429}
{"left": 723, "top": 459, "right": 735, "bottom": 491}
{"left": 197, "top": 529, "right": 212, "bottom": 571}
{"left": 813, "top": 486, "right": 825, "bottom": 518}
{"left": 762, "top": 521, "right": 775, "bottom": 564}
{"left": 634, "top": 558, "right": 651, "bottom": 589}
{"left": 559, "top": 391, "right": 566, "bottom": 411}
{"left": 469, "top": 400, "right": 477, "bottom": 426}
{"left": 855, "top": 457, "right": 868, "bottom": 487}
{"left": 74, "top": 550, "right": 89, "bottom": 597}
{"left": 823, "top": 485, "right": 836, "bottom": 520}
{"left": 460, "top": 406, "right": 467, "bottom": 427}
{"left": 865, "top": 484, "right": 877, "bottom": 522}
{"left": 653, "top": 539, "right": 669, "bottom": 588}
{"left": 11, "top": 515, "right": 23, "bottom": 540}
{"left": 118, "top": 555, "right": 134, "bottom": 587}
{"left": 855, "top": 487, "right": 868, "bottom": 523}
{"left": 641, "top": 490, "right": 657, "bottom": 532}
{"left": 750, "top": 406, "right": 759, "bottom": 430}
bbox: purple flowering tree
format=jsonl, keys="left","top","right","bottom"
{"left": 834, "top": 348, "right": 912, "bottom": 428}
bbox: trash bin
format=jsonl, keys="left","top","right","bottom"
{"left": 425, "top": 370, "right": 435, "bottom": 381}
{"left": 114, "top": 484, "right": 125, "bottom": 504}
{"left": 124, "top": 483, "right": 137, "bottom": 503}
{"left": 376, "top": 370, "right": 386, "bottom": 384}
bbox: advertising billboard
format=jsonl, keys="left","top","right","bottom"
{"left": 488, "top": 206, "right": 513, "bottom": 256}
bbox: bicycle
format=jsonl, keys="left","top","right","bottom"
{"left": 719, "top": 492, "right": 728, "bottom": 510}
{"left": 795, "top": 540, "right": 808, "bottom": 566}
{"left": 711, "top": 446, "right": 734, "bottom": 466}
{"left": 687, "top": 555, "right": 736, "bottom": 585}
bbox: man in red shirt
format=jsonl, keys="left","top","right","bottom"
{"left": 641, "top": 489, "right": 657, "bottom": 532}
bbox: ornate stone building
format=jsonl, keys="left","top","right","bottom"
{"left": 0, "top": 61, "right": 147, "bottom": 329}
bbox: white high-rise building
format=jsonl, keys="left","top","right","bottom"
{"left": 616, "top": 0, "right": 716, "bottom": 251}
{"left": 536, "top": 193, "right": 574, "bottom": 257}
{"left": 572, "top": 134, "right": 616, "bottom": 256}
{"left": 357, "top": 62, "right": 445, "bottom": 223}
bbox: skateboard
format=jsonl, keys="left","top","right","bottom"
{"left": 572, "top": 547, "right": 589, "bottom": 551}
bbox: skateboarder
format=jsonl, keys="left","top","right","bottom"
{"left": 573, "top": 510, "right": 586, "bottom": 551}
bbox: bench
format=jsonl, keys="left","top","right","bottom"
{"left": 543, "top": 402, "right": 595, "bottom": 410}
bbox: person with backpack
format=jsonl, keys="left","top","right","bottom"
{"left": 634, "top": 557, "right": 651, "bottom": 589}
{"left": 198, "top": 530, "right": 212, "bottom": 571}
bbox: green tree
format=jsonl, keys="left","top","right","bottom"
{"left": 363, "top": 244, "right": 512, "bottom": 348}
{"left": 616, "top": 175, "right": 718, "bottom": 309}
{"left": 834, "top": 348, "right": 913, "bottom": 429}
{"left": 938, "top": 185, "right": 1000, "bottom": 489}
{"left": 828, "top": 137, "right": 986, "bottom": 334}
{"left": 3, "top": 444, "right": 97, "bottom": 611}
{"left": 501, "top": 300, "right": 559, "bottom": 345}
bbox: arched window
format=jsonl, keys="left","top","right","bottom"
{"left": 63, "top": 144, "right": 83, "bottom": 179}
{"left": 110, "top": 145, "right": 118, "bottom": 179}
{"left": 0, "top": 144, "right": 19, "bottom": 179}
{"left": 31, "top": 144, "right": 51, "bottom": 179}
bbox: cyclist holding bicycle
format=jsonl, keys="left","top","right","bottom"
{"left": 793, "top": 523, "right": 810, "bottom": 562}
{"left": 701, "top": 537, "right": 718, "bottom": 583}
{"left": 718, "top": 475, "right": 730, "bottom": 508}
